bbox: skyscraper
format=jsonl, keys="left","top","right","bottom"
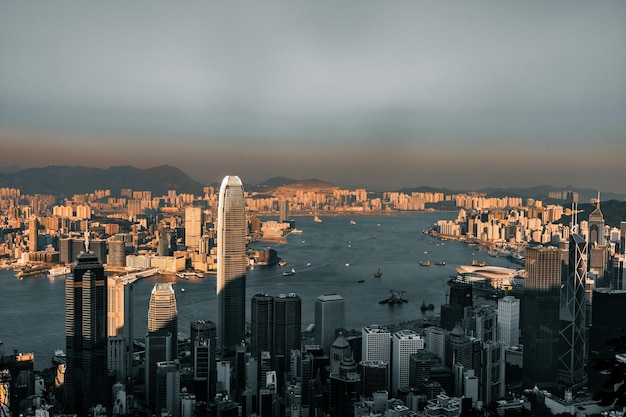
{"left": 558, "top": 234, "right": 587, "bottom": 388}
{"left": 217, "top": 175, "right": 247, "bottom": 354}
{"left": 497, "top": 296, "right": 520, "bottom": 348}
{"left": 314, "top": 294, "right": 345, "bottom": 353}
{"left": 362, "top": 325, "right": 391, "bottom": 364}
{"left": 185, "top": 205, "right": 202, "bottom": 250}
{"left": 148, "top": 283, "right": 178, "bottom": 357}
{"left": 392, "top": 330, "right": 424, "bottom": 396}
{"left": 65, "top": 238, "right": 108, "bottom": 415}
{"left": 107, "top": 276, "right": 134, "bottom": 381}
{"left": 522, "top": 244, "right": 563, "bottom": 389}
{"left": 29, "top": 217, "right": 38, "bottom": 253}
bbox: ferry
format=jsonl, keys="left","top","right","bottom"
{"left": 472, "top": 260, "right": 487, "bottom": 267}
{"left": 48, "top": 266, "right": 71, "bottom": 276}
{"left": 176, "top": 271, "right": 204, "bottom": 279}
{"left": 313, "top": 216, "right": 322, "bottom": 223}
{"left": 283, "top": 268, "right": 296, "bottom": 276}
{"left": 350, "top": 219, "right": 357, "bottom": 225}
{"left": 278, "top": 259, "right": 287, "bottom": 267}
{"left": 419, "top": 260, "right": 430, "bottom": 267}
{"left": 435, "top": 261, "right": 446, "bottom": 266}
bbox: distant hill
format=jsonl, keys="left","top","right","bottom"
{"left": 269, "top": 179, "right": 339, "bottom": 197}
{"left": 0, "top": 165, "right": 205, "bottom": 197}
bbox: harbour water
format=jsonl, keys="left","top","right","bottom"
{"left": 0, "top": 212, "right": 521, "bottom": 370}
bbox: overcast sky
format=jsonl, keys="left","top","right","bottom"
{"left": 1, "top": 1, "right": 625, "bottom": 193}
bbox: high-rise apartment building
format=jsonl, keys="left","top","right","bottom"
{"left": 392, "top": 330, "right": 424, "bottom": 396}
{"left": 558, "top": 234, "right": 587, "bottom": 388}
{"left": 184, "top": 206, "right": 202, "bottom": 249}
{"left": 217, "top": 175, "right": 247, "bottom": 354}
{"left": 65, "top": 240, "right": 108, "bottom": 415}
{"left": 314, "top": 294, "right": 345, "bottom": 353}
{"left": 279, "top": 200, "right": 289, "bottom": 223}
{"left": 497, "top": 296, "right": 520, "bottom": 348}
{"left": 523, "top": 244, "right": 563, "bottom": 389}
{"left": 29, "top": 217, "right": 38, "bottom": 253}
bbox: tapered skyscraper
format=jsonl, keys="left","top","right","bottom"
{"left": 65, "top": 235, "right": 107, "bottom": 415}
{"left": 217, "top": 175, "right": 247, "bottom": 354}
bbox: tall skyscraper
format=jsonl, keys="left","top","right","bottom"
{"left": 522, "top": 244, "right": 563, "bottom": 389}
{"left": 497, "top": 296, "right": 520, "bottom": 348}
{"left": 558, "top": 234, "right": 587, "bottom": 388}
{"left": 217, "top": 175, "right": 247, "bottom": 354}
{"left": 29, "top": 217, "right": 38, "bottom": 253}
{"left": 392, "top": 330, "right": 424, "bottom": 396}
{"left": 107, "top": 276, "right": 134, "bottom": 381}
{"left": 588, "top": 197, "right": 605, "bottom": 246}
{"left": 315, "top": 294, "right": 345, "bottom": 353}
{"left": 190, "top": 321, "right": 217, "bottom": 403}
{"left": 148, "top": 283, "right": 178, "bottom": 357}
{"left": 65, "top": 237, "right": 108, "bottom": 415}
{"left": 185, "top": 206, "right": 202, "bottom": 250}
{"left": 362, "top": 325, "right": 391, "bottom": 364}
{"left": 279, "top": 200, "right": 289, "bottom": 223}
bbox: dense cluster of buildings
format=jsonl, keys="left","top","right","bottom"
{"left": 1, "top": 181, "right": 625, "bottom": 416}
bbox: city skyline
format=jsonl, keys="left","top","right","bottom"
{"left": 1, "top": 2, "right": 626, "bottom": 193}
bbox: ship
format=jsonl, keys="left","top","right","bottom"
{"left": 419, "top": 260, "right": 430, "bottom": 267}
{"left": 357, "top": 279, "right": 365, "bottom": 283}
{"left": 313, "top": 216, "right": 322, "bottom": 223}
{"left": 379, "top": 289, "right": 408, "bottom": 305}
{"left": 350, "top": 219, "right": 357, "bottom": 225}
{"left": 52, "top": 349, "right": 66, "bottom": 365}
{"left": 374, "top": 268, "right": 382, "bottom": 277}
{"left": 472, "top": 260, "right": 486, "bottom": 267}
{"left": 48, "top": 266, "right": 71, "bottom": 276}
{"left": 15, "top": 265, "right": 49, "bottom": 278}
{"left": 278, "top": 259, "right": 287, "bottom": 267}
{"left": 290, "top": 228, "right": 303, "bottom": 234}
{"left": 420, "top": 301, "right": 435, "bottom": 311}
{"left": 283, "top": 268, "right": 296, "bottom": 276}
{"left": 435, "top": 261, "right": 446, "bottom": 266}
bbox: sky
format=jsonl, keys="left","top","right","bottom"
{"left": 1, "top": 2, "right": 625, "bottom": 193}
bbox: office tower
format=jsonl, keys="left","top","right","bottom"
{"left": 329, "top": 354, "right": 360, "bottom": 417}
{"left": 145, "top": 334, "right": 173, "bottom": 408}
{"left": 217, "top": 175, "right": 247, "bottom": 354}
{"left": 279, "top": 200, "right": 289, "bottom": 223}
{"left": 65, "top": 239, "right": 108, "bottom": 415}
{"left": 190, "top": 320, "right": 217, "bottom": 402}
{"left": 445, "top": 325, "right": 478, "bottom": 372}
{"left": 441, "top": 281, "right": 473, "bottom": 331}
{"left": 29, "top": 217, "right": 38, "bottom": 252}
{"left": 392, "top": 330, "right": 424, "bottom": 396}
{"left": 107, "top": 276, "right": 134, "bottom": 381}
{"left": 108, "top": 239, "right": 126, "bottom": 267}
{"left": 185, "top": 206, "right": 202, "bottom": 249}
{"left": 471, "top": 305, "right": 496, "bottom": 342}
{"left": 251, "top": 293, "right": 274, "bottom": 357}
{"left": 148, "top": 283, "right": 178, "bottom": 357}
{"left": 362, "top": 325, "right": 391, "bottom": 363}
{"left": 273, "top": 293, "right": 302, "bottom": 363}
{"left": 315, "top": 294, "right": 345, "bottom": 353}
{"left": 497, "top": 296, "right": 520, "bottom": 348}
{"left": 588, "top": 289, "right": 626, "bottom": 394}
{"left": 409, "top": 349, "right": 432, "bottom": 388}
{"left": 523, "top": 244, "right": 563, "bottom": 389}
{"left": 558, "top": 234, "right": 587, "bottom": 388}
{"left": 330, "top": 333, "right": 352, "bottom": 375}
{"left": 425, "top": 326, "right": 447, "bottom": 361}
{"left": 359, "top": 361, "right": 389, "bottom": 397}
{"left": 156, "top": 360, "right": 181, "bottom": 417}
{"left": 588, "top": 198, "right": 605, "bottom": 246}
{"left": 481, "top": 341, "right": 505, "bottom": 403}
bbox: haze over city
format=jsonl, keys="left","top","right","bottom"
{"left": 1, "top": 1, "right": 625, "bottom": 193}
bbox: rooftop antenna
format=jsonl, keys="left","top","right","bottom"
{"left": 84, "top": 220, "right": 90, "bottom": 252}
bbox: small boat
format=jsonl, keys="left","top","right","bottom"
{"left": 313, "top": 216, "right": 322, "bottom": 223}
{"left": 357, "top": 279, "right": 365, "bottom": 283}
{"left": 374, "top": 268, "right": 382, "bottom": 277}
{"left": 283, "top": 268, "right": 296, "bottom": 276}
{"left": 306, "top": 262, "right": 311, "bottom": 266}
{"left": 278, "top": 259, "right": 287, "bottom": 267}
{"left": 419, "top": 260, "right": 430, "bottom": 267}
{"left": 472, "top": 260, "right": 486, "bottom": 267}
{"left": 345, "top": 263, "right": 350, "bottom": 267}
{"left": 350, "top": 220, "right": 357, "bottom": 225}
{"left": 290, "top": 228, "right": 303, "bottom": 234}
{"left": 420, "top": 301, "right": 435, "bottom": 311}
{"left": 180, "top": 288, "right": 186, "bottom": 293}
{"left": 435, "top": 261, "right": 446, "bottom": 266}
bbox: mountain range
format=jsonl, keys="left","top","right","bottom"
{"left": 1, "top": 165, "right": 625, "bottom": 205}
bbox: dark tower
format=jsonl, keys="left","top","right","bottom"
{"left": 65, "top": 236, "right": 108, "bottom": 415}
{"left": 522, "top": 244, "right": 563, "bottom": 389}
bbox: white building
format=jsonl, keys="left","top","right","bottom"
{"left": 392, "top": 330, "right": 424, "bottom": 396}
{"left": 497, "top": 296, "right": 520, "bottom": 348}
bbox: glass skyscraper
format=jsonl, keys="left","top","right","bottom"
{"left": 65, "top": 241, "right": 108, "bottom": 415}
{"left": 217, "top": 175, "right": 247, "bottom": 354}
